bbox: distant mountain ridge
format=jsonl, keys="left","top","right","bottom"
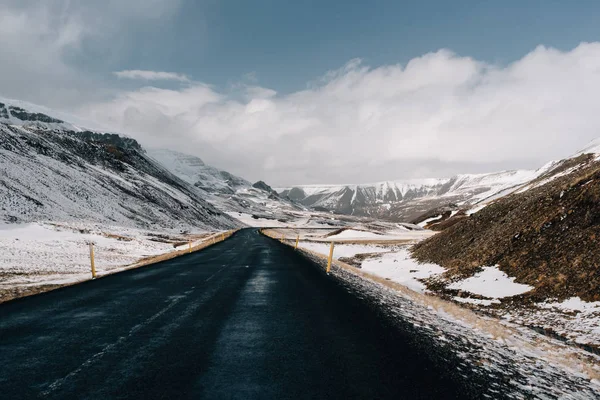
{"left": 277, "top": 170, "right": 538, "bottom": 222}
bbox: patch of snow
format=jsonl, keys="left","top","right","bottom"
{"left": 328, "top": 229, "right": 384, "bottom": 240}
{"left": 466, "top": 203, "right": 487, "bottom": 216}
{"left": 360, "top": 248, "right": 446, "bottom": 293}
{"left": 300, "top": 242, "right": 390, "bottom": 259}
{"left": 417, "top": 215, "right": 442, "bottom": 227}
{"left": 453, "top": 297, "right": 500, "bottom": 306}
{"left": 448, "top": 266, "right": 533, "bottom": 298}
{"left": 540, "top": 297, "right": 600, "bottom": 313}
{"left": 0, "top": 222, "right": 213, "bottom": 291}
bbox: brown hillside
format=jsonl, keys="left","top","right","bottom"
{"left": 412, "top": 154, "right": 600, "bottom": 302}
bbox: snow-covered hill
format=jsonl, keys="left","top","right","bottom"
{"left": 146, "top": 148, "right": 314, "bottom": 225}
{"left": 0, "top": 101, "right": 241, "bottom": 231}
{"left": 147, "top": 149, "right": 251, "bottom": 194}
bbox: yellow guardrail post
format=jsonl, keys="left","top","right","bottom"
{"left": 326, "top": 242, "right": 335, "bottom": 273}
{"left": 188, "top": 241, "right": 192, "bottom": 253}
{"left": 89, "top": 243, "right": 96, "bottom": 279}
{"left": 295, "top": 234, "right": 299, "bottom": 249}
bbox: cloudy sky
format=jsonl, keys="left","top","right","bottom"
{"left": 2, "top": 1, "right": 600, "bottom": 185}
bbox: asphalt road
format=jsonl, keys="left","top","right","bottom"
{"left": 0, "top": 228, "right": 477, "bottom": 399}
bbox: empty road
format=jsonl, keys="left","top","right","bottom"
{"left": 0, "top": 229, "right": 484, "bottom": 399}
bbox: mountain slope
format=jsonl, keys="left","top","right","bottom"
{"left": 412, "top": 146, "right": 600, "bottom": 302}
{"left": 146, "top": 148, "right": 314, "bottom": 225}
{"left": 147, "top": 149, "right": 250, "bottom": 194}
{"left": 0, "top": 103, "right": 241, "bottom": 231}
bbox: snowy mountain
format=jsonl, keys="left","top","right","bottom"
{"left": 146, "top": 148, "right": 310, "bottom": 225}
{"left": 278, "top": 170, "right": 538, "bottom": 222}
{"left": 147, "top": 149, "right": 251, "bottom": 194}
{"left": 0, "top": 100, "right": 241, "bottom": 231}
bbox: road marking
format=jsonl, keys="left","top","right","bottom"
{"left": 42, "top": 265, "right": 229, "bottom": 396}
{"left": 204, "top": 266, "right": 227, "bottom": 282}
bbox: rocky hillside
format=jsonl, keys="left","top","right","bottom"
{"left": 0, "top": 102, "right": 241, "bottom": 231}
{"left": 412, "top": 150, "right": 600, "bottom": 302}
{"left": 278, "top": 170, "right": 538, "bottom": 222}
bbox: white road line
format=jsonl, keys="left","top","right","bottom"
{"left": 42, "top": 265, "right": 229, "bottom": 396}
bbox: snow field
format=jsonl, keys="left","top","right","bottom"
{"left": 327, "top": 229, "right": 384, "bottom": 239}
{"left": 360, "top": 249, "right": 446, "bottom": 292}
{"left": 299, "top": 242, "right": 391, "bottom": 260}
{"left": 0, "top": 222, "right": 213, "bottom": 290}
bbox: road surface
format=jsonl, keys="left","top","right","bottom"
{"left": 0, "top": 229, "right": 483, "bottom": 399}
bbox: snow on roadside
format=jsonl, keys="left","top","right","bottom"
{"left": 0, "top": 222, "right": 211, "bottom": 295}
{"left": 447, "top": 266, "right": 534, "bottom": 298}
{"left": 300, "top": 242, "right": 391, "bottom": 259}
{"left": 320, "top": 228, "right": 436, "bottom": 242}
{"left": 453, "top": 297, "right": 500, "bottom": 306}
{"left": 360, "top": 248, "right": 445, "bottom": 292}
{"left": 327, "top": 229, "right": 384, "bottom": 239}
{"left": 225, "top": 212, "right": 284, "bottom": 227}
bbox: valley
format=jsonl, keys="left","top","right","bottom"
{"left": 2, "top": 98, "right": 600, "bottom": 397}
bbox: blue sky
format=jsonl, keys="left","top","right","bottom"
{"left": 106, "top": 0, "right": 600, "bottom": 93}
{"left": 2, "top": 0, "right": 600, "bottom": 185}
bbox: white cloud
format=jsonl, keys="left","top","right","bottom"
{"left": 0, "top": 0, "right": 182, "bottom": 108}
{"left": 1, "top": 1, "right": 599, "bottom": 186}
{"left": 78, "top": 43, "right": 600, "bottom": 185}
{"left": 114, "top": 70, "right": 190, "bottom": 82}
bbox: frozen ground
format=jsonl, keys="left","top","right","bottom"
{"left": 500, "top": 299, "right": 600, "bottom": 347}
{"left": 278, "top": 227, "right": 436, "bottom": 243}
{"left": 0, "top": 222, "right": 217, "bottom": 302}
{"left": 325, "top": 228, "right": 436, "bottom": 242}
{"left": 299, "top": 242, "right": 392, "bottom": 260}
{"left": 360, "top": 249, "right": 446, "bottom": 292}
